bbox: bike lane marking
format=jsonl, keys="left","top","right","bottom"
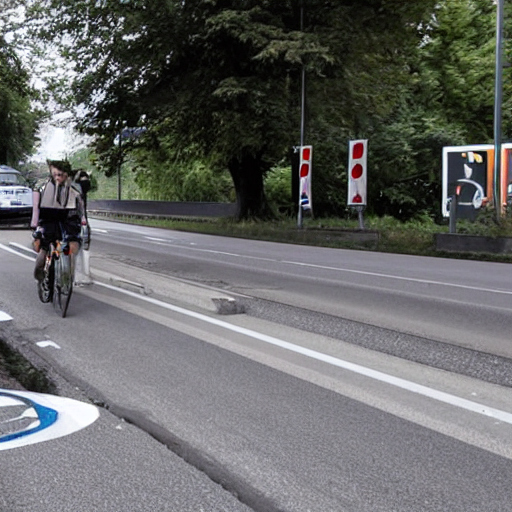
{"left": 0, "top": 243, "right": 100, "bottom": 450}
{"left": 0, "top": 389, "right": 99, "bottom": 451}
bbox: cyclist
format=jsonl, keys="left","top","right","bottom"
{"left": 31, "top": 160, "right": 87, "bottom": 282}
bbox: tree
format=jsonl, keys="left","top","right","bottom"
{"left": 26, "top": 0, "right": 437, "bottom": 219}
{"left": 311, "top": 0, "right": 510, "bottom": 221}
{"left": 0, "top": 35, "right": 41, "bottom": 165}
{"left": 419, "top": 0, "right": 505, "bottom": 144}
{"left": 365, "top": 0, "right": 512, "bottom": 221}
{"left": 299, "top": 0, "right": 439, "bottom": 218}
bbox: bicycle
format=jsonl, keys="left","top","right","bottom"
{"left": 37, "top": 237, "right": 75, "bottom": 318}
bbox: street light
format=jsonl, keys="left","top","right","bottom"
{"left": 298, "top": 1, "right": 306, "bottom": 228}
{"left": 493, "top": 0, "right": 504, "bottom": 221}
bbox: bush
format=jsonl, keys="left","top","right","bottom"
{"left": 265, "top": 165, "right": 294, "bottom": 215}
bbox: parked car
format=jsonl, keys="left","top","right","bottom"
{"left": 0, "top": 165, "right": 33, "bottom": 227}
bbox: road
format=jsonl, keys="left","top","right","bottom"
{"left": 1, "top": 219, "right": 512, "bottom": 511}
{"left": 87, "top": 219, "right": 512, "bottom": 384}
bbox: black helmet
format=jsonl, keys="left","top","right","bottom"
{"left": 47, "top": 159, "right": 72, "bottom": 175}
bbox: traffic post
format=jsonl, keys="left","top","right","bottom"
{"left": 297, "top": 145, "right": 313, "bottom": 228}
{"left": 348, "top": 139, "right": 368, "bottom": 229}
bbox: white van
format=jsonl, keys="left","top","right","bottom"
{"left": 0, "top": 165, "right": 33, "bottom": 226}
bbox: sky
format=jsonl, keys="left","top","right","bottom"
{"left": 32, "top": 119, "right": 89, "bottom": 162}
{"left": 2, "top": 5, "right": 85, "bottom": 163}
{"left": 33, "top": 126, "right": 67, "bottom": 162}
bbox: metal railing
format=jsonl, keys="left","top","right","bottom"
{"left": 87, "top": 200, "right": 237, "bottom": 219}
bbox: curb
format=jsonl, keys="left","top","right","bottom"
{"left": 89, "top": 257, "right": 246, "bottom": 315}
{"left": 8, "top": 242, "right": 245, "bottom": 316}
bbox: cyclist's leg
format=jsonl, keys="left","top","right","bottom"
{"left": 34, "top": 223, "right": 53, "bottom": 281}
{"left": 68, "top": 241, "right": 80, "bottom": 255}
{"left": 34, "top": 249, "right": 47, "bottom": 281}
{"left": 62, "top": 218, "right": 82, "bottom": 280}
{"left": 37, "top": 247, "right": 54, "bottom": 303}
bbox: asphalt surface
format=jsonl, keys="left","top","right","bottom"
{"left": 81, "top": 219, "right": 512, "bottom": 389}
{"left": 0, "top": 232, "right": 254, "bottom": 512}
{"left": 1, "top": 223, "right": 512, "bottom": 512}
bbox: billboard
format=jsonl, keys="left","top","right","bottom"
{"left": 442, "top": 144, "right": 512, "bottom": 218}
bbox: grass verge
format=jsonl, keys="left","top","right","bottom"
{"left": 0, "top": 339, "right": 55, "bottom": 393}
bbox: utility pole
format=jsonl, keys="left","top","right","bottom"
{"left": 297, "top": 1, "right": 306, "bottom": 228}
{"left": 494, "top": 0, "right": 504, "bottom": 221}
{"left": 117, "top": 128, "right": 123, "bottom": 201}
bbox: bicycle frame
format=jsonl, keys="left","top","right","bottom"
{"left": 37, "top": 239, "right": 75, "bottom": 318}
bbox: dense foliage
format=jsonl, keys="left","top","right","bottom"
{"left": 18, "top": 0, "right": 511, "bottom": 221}
{"left": 0, "top": 33, "right": 41, "bottom": 165}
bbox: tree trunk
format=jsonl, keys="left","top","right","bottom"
{"left": 228, "top": 153, "right": 275, "bottom": 220}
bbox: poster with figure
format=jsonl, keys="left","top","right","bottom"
{"left": 442, "top": 144, "right": 512, "bottom": 219}
{"left": 444, "top": 148, "right": 487, "bottom": 220}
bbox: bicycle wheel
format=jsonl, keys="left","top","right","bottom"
{"left": 37, "top": 254, "right": 54, "bottom": 303}
{"left": 53, "top": 253, "right": 73, "bottom": 318}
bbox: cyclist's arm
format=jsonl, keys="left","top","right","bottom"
{"left": 76, "top": 193, "right": 87, "bottom": 225}
{"left": 30, "top": 190, "right": 41, "bottom": 229}
{"left": 70, "top": 182, "right": 87, "bottom": 225}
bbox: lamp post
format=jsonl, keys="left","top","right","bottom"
{"left": 117, "top": 129, "right": 122, "bottom": 201}
{"left": 298, "top": 1, "right": 306, "bottom": 228}
{"left": 493, "top": 0, "right": 504, "bottom": 221}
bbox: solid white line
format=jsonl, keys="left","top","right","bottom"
{"left": 0, "top": 243, "right": 35, "bottom": 262}
{"left": 95, "top": 280, "right": 512, "bottom": 425}
{"left": 3, "top": 236, "right": 510, "bottom": 418}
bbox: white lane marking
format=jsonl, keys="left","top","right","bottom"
{"left": 36, "top": 341, "right": 61, "bottom": 349}
{"left": 0, "top": 311, "right": 13, "bottom": 321}
{"left": 282, "top": 260, "right": 512, "bottom": 296}
{"left": 9, "top": 242, "right": 35, "bottom": 254}
{"left": 92, "top": 228, "right": 108, "bottom": 233}
{"left": 95, "top": 280, "right": 512, "bottom": 425}
{"left": 145, "top": 237, "right": 170, "bottom": 243}
{"left": 71, "top": 230, "right": 512, "bottom": 295}
{"left": 0, "top": 242, "right": 35, "bottom": 262}
{"left": 179, "top": 246, "right": 512, "bottom": 296}
{"left": 120, "top": 240, "right": 512, "bottom": 296}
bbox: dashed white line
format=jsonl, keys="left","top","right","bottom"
{"left": 145, "top": 237, "right": 169, "bottom": 242}
{"left": 36, "top": 341, "right": 61, "bottom": 349}
{"left": 0, "top": 311, "right": 13, "bottom": 322}
{"left": 282, "top": 260, "right": 512, "bottom": 296}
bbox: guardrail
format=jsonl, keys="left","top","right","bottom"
{"left": 435, "top": 233, "right": 512, "bottom": 254}
{"left": 88, "top": 200, "right": 237, "bottom": 219}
